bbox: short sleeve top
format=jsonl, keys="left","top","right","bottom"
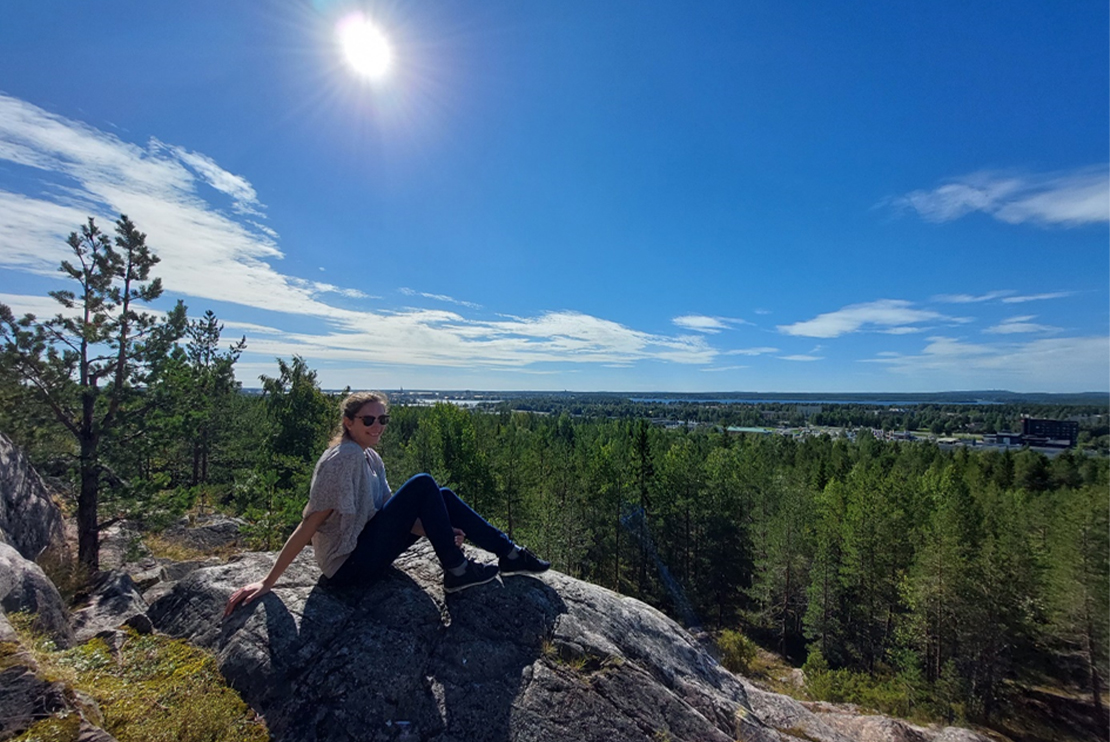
{"left": 303, "top": 440, "right": 392, "bottom": 577}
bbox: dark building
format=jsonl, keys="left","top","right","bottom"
{"left": 1021, "top": 417, "right": 1079, "bottom": 447}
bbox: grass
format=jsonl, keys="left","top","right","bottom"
{"left": 8, "top": 614, "right": 268, "bottom": 742}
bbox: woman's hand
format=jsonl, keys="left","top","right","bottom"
{"left": 224, "top": 581, "right": 270, "bottom": 617}
{"left": 453, "top": 528, "right": 465, "bottom": 548}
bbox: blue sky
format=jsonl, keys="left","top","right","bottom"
{"left": 0, "top": 1, "right": 1106, "bottom": 393}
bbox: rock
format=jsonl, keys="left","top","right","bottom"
{"left": 97, "top": 521, "right": 147, "bottom": 572}
{"left": 740, "top": 680, "right": 992, "bottom": 742}
{"left": 71, "top": 571, "right": 152, "bottom": 644}
{"left": 0, "top": 541, "right": 75, "bottom": 648}
{"left": 77, "top": 721, "right": 121, "bottom": 742}
{"left": 160, "top": 557, "right": 222, "bottom": 582}
{"left": 161, "top": 514, "right": 244, "bottom": 552}
{"left": 0, "top": 609, "right": 16, "bottom": 642}
{"left": 0, "top": 663, "right": 69, "bottom": 739}
{"left": 149, "top": 542, "right": 780, "bottom": 742}
{"left": 0, "top": 633, "right": 117, "bottom": 742}
{"left": 0, "top": 432, "right": 65, "bottom": 560}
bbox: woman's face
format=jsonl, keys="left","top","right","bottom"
{"left": 343, "top": 400, "right": 388, "bottom": 449}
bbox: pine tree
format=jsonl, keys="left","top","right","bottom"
{"left": 0, "top": 216, "right": 185, "bottom": 571}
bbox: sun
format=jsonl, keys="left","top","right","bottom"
{"left": 337, "top": 14, "right": 392, "bottom": 82}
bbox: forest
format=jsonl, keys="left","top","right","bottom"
{"left": 1, "top": 216, "right": 1107, "bottom": 735}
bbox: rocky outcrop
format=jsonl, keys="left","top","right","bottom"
{"left": 742, "top": 681, "right": 989, "bottom": 742}
{"left": 0, "top": 640, "right": 119, "bottom": 742}
{"left": 0, "top": 433, "right": 64, "bottom": 560}
{"left": 0, "top": 541, "right": 75, "bottom": 648}
{"left": 147, "top": 542, "right": 995, "bottom": 742}
{"left": 71, "top": 571, "right": 153, "bottom": 644}
{"left": 161, "top": 513, "right": 244, "bottom": 552}
{"left": 149, "top": 542, "right": 779, "bottom": 742}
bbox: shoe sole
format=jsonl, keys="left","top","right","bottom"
{"left": 443, "top": 572, "right": 500, "bottom": 593}
{"left": 499, "top": 567, "right": 550, "bottom": 577}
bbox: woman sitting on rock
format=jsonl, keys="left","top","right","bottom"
{"left": 224, "top": 391, "right": 548, "bottom": 615}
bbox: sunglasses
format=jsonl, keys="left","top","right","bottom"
{"left": 355, "top": 414, "right": 390, "bottom": 427}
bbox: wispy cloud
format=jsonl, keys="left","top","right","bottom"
{"left": 672, "top": 314, "right": 749, "bottom": 334}
{"left": 778, "top": 299, "right": 953, "bottom": 338}
{"left": 1002, "top": 291, "right": 1072, "bottom": 304}
{"left": 984, "top": 315, "right": 1060, "bottom": 335}
{"left": 887, "top": 166, "right": 1109, "bottom": 227}
{"left": 399, "top": 288, "right": 482, "bottom": 309}
{"left": 866, "top": 335, "right": 1109, "bottom": 392}
{"left": 724, "top": 346, "right": 779, "bottom": 356}
{"left": 779, "top": 354, "right": 824, "bottom": 362}
{"left": 0, "top": 94, "right": 719, "bottom": 373}
{"left": 932, "top": 290, "right": 1014, "bottom": 304}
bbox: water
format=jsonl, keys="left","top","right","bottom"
{"left": 630, "top": 397, "right": 1002, "bottom": 406}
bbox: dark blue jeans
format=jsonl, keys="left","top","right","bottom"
{"left": 331, "top": 473, "right": 514, "bottom": 586}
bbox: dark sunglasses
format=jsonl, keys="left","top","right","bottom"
{"left": 355, "top": 414, "right": 390, "bottom": 427}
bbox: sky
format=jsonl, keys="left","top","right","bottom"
{"left": 0, "top": 1, "right": 1107, "bottom": 393}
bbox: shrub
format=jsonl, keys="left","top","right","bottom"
{"left": 718, "top": 629, "right": 758, "bottom": 674}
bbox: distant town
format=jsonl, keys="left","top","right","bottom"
{"left": 366, "top": 389, "right": 1110, "bottom": 457}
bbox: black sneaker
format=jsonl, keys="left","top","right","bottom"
{"left": 499, "top": 546, "right": 550, "bottom": 576}
{"left": 443, "top": 559, "right": 500, "bottom": 593}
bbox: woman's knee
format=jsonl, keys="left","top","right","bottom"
{"left": 405, "top": 472, "right": 439, "bottom": 492}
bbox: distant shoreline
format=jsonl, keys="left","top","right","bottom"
{"left": 266, "top": 389, "right": 1109, "bottom": 407}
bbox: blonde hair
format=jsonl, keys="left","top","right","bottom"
{"left": 329, "top": 390, "right": 389, "bottom": 447}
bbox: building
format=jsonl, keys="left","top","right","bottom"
{"left": 1021, "top": 417, "right": 1079, "bottom": 448}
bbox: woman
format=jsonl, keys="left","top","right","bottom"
{"left": 224, "top": 391, "right": 548, "bottom": 616}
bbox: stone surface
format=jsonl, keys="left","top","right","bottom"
{"left": 161, "top": 514, "right": 244, "bottom": 552}
{"left": 71, "top": 571, "right": 152, "bottom": 644}
{"left": 0, "top": 432, "right": 65, "bottom": 561}
{"left": 0, "top": 663, "right": 68, "bottom": 739}
{"left": 0, "top": 541, "right": 74, "bottom": 648}
{"left": 0, "top": 609, "right": 16, "bottom": 642}
{"left": 741, "top": 680, "right": 991, "bottom": 742}
{"left": 77, "top": 721, "right": 121, "bottom": 742}
{"left": 149, "top": 542, "right": 780, "bottom": 742}
{"left": 97, "top": 521, "right": 147, "bottom": 572}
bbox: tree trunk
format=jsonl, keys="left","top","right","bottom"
{"left": 77, "top": 439, "right": 100, "bottom": 573}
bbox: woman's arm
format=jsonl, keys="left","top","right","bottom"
{"left": 223, "top": 507, "right": 333, "bottom": 617}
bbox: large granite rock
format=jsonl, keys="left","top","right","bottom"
{"left": 71, "top": 570, "right": 153, "bottom": 643}
{"left": 148, "top": 542, "right": 994, "bottom": 742}
{"left": 742, "top": 682, "right": 991, "bottom": 742}
{"left": 148, "top": 542, "right": 779, "bottom": 742}
{"left": 0, "top": 541, "right": 74, "bottom": 648}
{"left": 0, "top": 432, "right": 65, "bottom": 560}
{"left": 160, "top": 513, "right": 244, "bottom": 552}
{"left": 0, "top": 634, "right": 118, "bottom": 741}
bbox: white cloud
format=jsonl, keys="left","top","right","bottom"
{"left": 725, "top": 346, "right": 779, "bottom": 356}
{"left": 1002, "top": 292, "right": 1072, "bottom": 304}
{"left": 932, "top": 290, "right": 1014, "bottom": 304}
{"left": 672, "top": 315, "right": 748, "bottom": 334}
{"left": 779, "top": 354, "right": 824, "bottom": 362}
{"left": 889, "top": 166, "right": 1109, "bottom": 227}
{"left": 984, "top": 315, "right": 1060, "bottom": 335}
{"left": 167, "top": 145, "right": 264, "bottom": 217}
{"left": 867, "top": 335, "right": 1110, "bottom": 392}
{"left": 673, "top": 315, "right": 728, "bottom": 333}
{"left": 399, "top": 288, "right": 481, "bottom": 309}
{"left": 778, "top": 299, "right": 948, "bottom": 338}
{"left": 0, "top": 93, "right": 719, "bottom": 374}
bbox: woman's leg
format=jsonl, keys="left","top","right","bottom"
{"left": 440, "top": 487, "right": 549, "bottom": 575}
{"left": 439, "top": 487, "right": 514, "bottom": 557}
{"left": 332, "top": 473, "right": 465, "bottom": 585}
